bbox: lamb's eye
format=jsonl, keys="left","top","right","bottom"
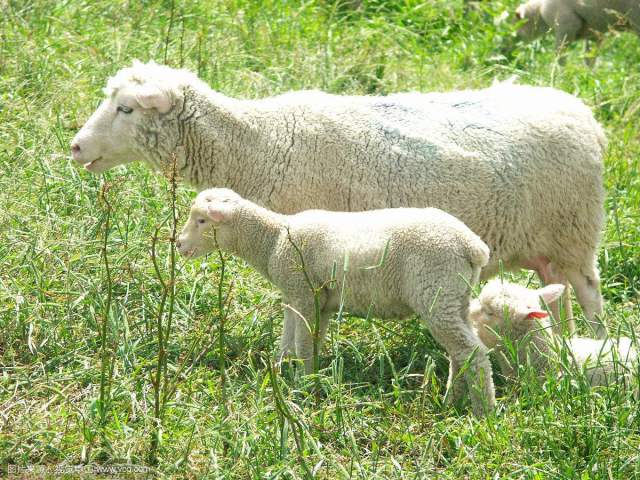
{"left": 197, "top": 218, "right": 206, "bottom": 225}
{"left": 117, "top": 105, "right": 133, "bottom": 114}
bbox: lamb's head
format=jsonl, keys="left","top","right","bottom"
{"left": 70, "top": 60, "right": 200, "bottom": 173}
{"left": 515, "top": 1, "right": 549, "bottom": 41}
{"left": 177, "top": 188, "right": 244, "bottom": 258}
{"left": 470, "top": 280, "right": 564, "bottom": 348}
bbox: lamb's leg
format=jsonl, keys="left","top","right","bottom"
{"left": 424, "top": 303, "right": 496, "bottom": 417}
{"left": 443, "top": 356, "right": 465, "bottom": 407}
{"left": 277, "top": 305, "right": 298, "bottom": 361}
{"left": 292, "top": 304, "right": 332, "bottom": 374}
{"left": 566, "top": 264, "right": 605, "bottom": 338}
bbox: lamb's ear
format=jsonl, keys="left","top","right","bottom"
{"left": 537, "top": 284, "right": 565, "bottom": 305}
{"left": 515, "top": 5, "right": 525, "bottom": 20}
{"left": 134, "top": 84, "right": 172, "bottom": 113}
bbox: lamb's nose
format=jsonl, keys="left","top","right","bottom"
{"left": 176, "top": 239, "right": 182, "bottom": 249}
{"left": 71, "top": 143, "right": 81, "bottom": 158}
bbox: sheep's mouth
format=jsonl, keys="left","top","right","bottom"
{"left": 84, "top": 157, "right": 104, "bottom": 171}
{"left": 178, "top": 246, "right": 205, "bottom": 259}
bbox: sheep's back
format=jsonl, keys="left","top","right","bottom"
{"left": 260, "top": 83, "right": 604, "bottom": 231}
{"left": 278, "top": 208, "right": 483, "bottom": 315}
{"left": 237, "top": 83, "right": 604, "bottom": 274}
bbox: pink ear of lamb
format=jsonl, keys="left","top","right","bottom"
{"left": 526, "top": 310, "right": 549, "bottom": 319}
{"left": 135, "top": 84, "right": 172, "bottom": 113}
{"left": 538, "top": 284, "right": 565, "bottom": 305}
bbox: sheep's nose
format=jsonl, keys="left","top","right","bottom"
{"left": 175, "top": 239, "right": 182, "bottom": 249}
{"left": 71, "top": 143, "right": 81, "bottom": 159}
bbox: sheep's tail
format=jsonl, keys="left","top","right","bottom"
{"left": 467, "top": 237, "right": 490, "bottom": 286}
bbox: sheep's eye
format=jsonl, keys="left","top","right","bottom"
{"left": 197, "top": 218, "right": 206, "bottom": 225}
{"left": 117, "top": 105, "right": 133, "bottom": 114}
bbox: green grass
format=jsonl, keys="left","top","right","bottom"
{"left": 1, "top": 0, "right": 640, "bottom": 477}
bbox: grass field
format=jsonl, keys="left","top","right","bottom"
{"left": 1, "top": 0, "right": 640, "bottom": 477}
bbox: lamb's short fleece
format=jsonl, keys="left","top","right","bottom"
{"left": 177, "top": 188, "right": 495, "bottom": 416}
{"left": 470, "top": 280, "right": 638, "bottom": 388}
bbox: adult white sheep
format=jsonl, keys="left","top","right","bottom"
{"left": 470, "top": 280, "right": 638, "bottom": 388}
{"left": 515, "top": 0, "right": 640, "bottom": 51}
{"left": 70, "top": 60, "right": 607, "bottom": 336}
{"left": 177, "top": 188, "right": 495, "bottom": 416}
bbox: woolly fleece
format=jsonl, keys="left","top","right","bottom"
{"left": 71, "top": 61, "right": 607, "bottom": 334}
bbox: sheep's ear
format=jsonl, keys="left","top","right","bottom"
{"left": 135, "top": 84, "right": 172, "bottom": 113}
{"left": 515, "top": 5, "right": 525, "bottom": 20}
{"left": 537, "top": 284, "right": 565, "bottom": 305}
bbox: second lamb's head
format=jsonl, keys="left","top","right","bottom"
{"left": 177, "top": 188, "right": 244, "bottom": 258}
{"left": 470, "top": 280, "right": 565, "bottom": 348}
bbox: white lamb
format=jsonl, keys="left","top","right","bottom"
{"left": 70, "top": 60, "right": 607, "bottom": 336}
{"left": 471, "top": 280, "right": 638, "bottom": 388}
{"left": 515, "top": 0, "right": 640, "bottom": 50}
{"left": 177, "top": 188, "right": 496, "bottom": 416}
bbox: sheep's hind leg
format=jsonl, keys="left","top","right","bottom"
{"left": 425, "top": 306, "right": 496, "bottom": 417}
{"left": 444, "top": 357, "right": 467, "bottom": 408}
{"left": 566, "top": 264, "right": 605, "bottom": 338}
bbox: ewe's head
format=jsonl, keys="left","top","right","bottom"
{"left": 514, "top": 1, "right": 548, "bottom": 41}
{"left": 70, "top": 60, "right": 202, "bottom": 173}
{"left": 470, "top": 280, "right": 564, "bottom": 348}
{"left": 177, "top": 188, "right": 244, "bottom": 258}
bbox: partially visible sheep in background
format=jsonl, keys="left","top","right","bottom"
{"left": 515, "top": 0, "right": 640, "bottom": 52}
{"left": 69, "top": 61, "right": 608, "bottom": 337}
{"left": 471, "top": 280, "right": 638, "bottom": 388}
{"left": 177, "top": 188, "right": 495, "bottom": 416}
